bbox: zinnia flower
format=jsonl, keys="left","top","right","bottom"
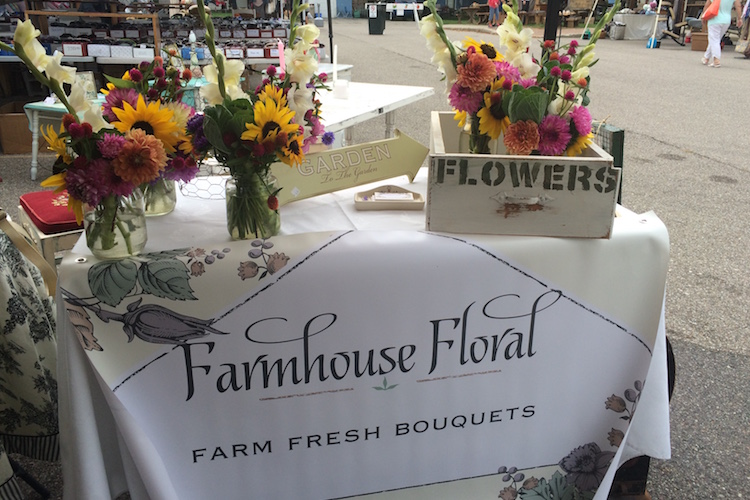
{"left": 503, "top": 120, "right": 539, "bottom": 155}
{"left": 448, "top": 83, "right": 483, "bottom": 114}
{"left": 98, "top": 132, "right": 126, "bottom": 159}
{"left": 456, "top": 52, "right": 497, "bottom": 93}
{"left": 103, "top": 88, "right": 140, "bottom": 121}
{"left": 537, "top": 115, "right": 572, "bottom": 156}
{"left": 568, "top": 105, "right": 592, "bottom": 136}
{"left": 494, "top": 61, "right": 521, "bottom": 85}
{"left": 112, "top": 129, "right": 167, "bottom": 185}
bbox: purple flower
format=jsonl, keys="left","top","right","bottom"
{"left": 559, "top": 442, "right": 616, "bottom": 492}
{"left": 495, "top": 61, "right": 521, "bottom": 84}
{"left": 187, "top": 113, "right": 204, "bottom": 133}
{"left": 569, "top": 105, "right": 592, "bottom": 136}
{"left": 559, "top": 55, "right": 571, "bottom": 64}
{"left": 518, "top": 77, "right": 539, "bottom": 89}
{"left": 561, "top": 69, "right": 572, "bottom": 81}
{"left": 322, "top": 131, "right": 335, "bottom": 146}
{"left": 448, "top": 83, "right": 484, "bottom": 114}
{"left": 153, "top": 66, "right": 165, "bottom": 78}
{"left": 550, "top": 66, "right": 562, "bottom": 77}
{"left": 103, "top": 88, "right": 139, "bottom": 121}
{"left": 537, "top": 115, "right": 572, "bottom": 156}
{"left": 97, "top": 133, "right": 126, "bottom": 159}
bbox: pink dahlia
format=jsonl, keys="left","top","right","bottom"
{"left": 537, "top": 115, "right": 572, "bottom": 156}
{"left": 569, "top": 105, "right": 592, "bottom": 136}
{"left": 103, "top": 88, "right": 139, "bottom": 122}
{"left": 448, "top": 83, "right": 484, "bottom": 114}
{"left": 494, "top": 61, "right": 521, "bottom": 84}
{"left": 97, "top": 133, "right": 126, "bottom": 159}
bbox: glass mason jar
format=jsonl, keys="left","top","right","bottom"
{"left": 142, "top": 178, "right": 177, "bottom": 217}
{"left": 84, "top": 189, "right": 147, "bottom": 259}
{"left": 225, "top": 173, "right": 280, "bottom": 240}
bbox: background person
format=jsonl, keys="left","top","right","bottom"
{"left": 488, "top": 0, "right": 501, "bottom": 26}
{"left": 701, "top": 0, "right": 743, "bottom": 67}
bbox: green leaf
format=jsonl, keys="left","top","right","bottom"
{"left": 202, "top": 112, "right": 232, "bottom": 154}
{"left": 138, "top": 259, "right": 196, "bottom": 300}
{"left": 507, "top": 86, "right": 549, "bottom": 124}
{"left": 104, "top": 74, "right": 137, "bottom": 89}
{"left": 88, "top": 260, "right": 139, "bottom": 307}
{"left": 373, "top": 386, "right": 384, "bottom": 390}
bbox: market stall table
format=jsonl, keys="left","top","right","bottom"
{"left": 612, "top": 13, "right": 667, "bottom": 39}
{"left": 56, "top": 169, "right": 671, "bottom": 500}
{"left": 22, "top": 81, "right": 433, "bottom": 180}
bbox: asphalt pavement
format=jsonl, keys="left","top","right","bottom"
{"left": 322, "top": 17, "right": 750, "bottom": 500}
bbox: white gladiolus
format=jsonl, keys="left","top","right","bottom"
{"left": 68, "top": 85, "right": 90, "bottom": 113}
{"left": 44, "top": 51, "right": 76, "bottom": 85}
{"left": 286, "top": 84, "right": 315, "bottom": 119}
{"left": 13, "top": 19, "right": 40, "bottom": 48}
{"left": 285, "top": 45, "right": 317, "bottom": 85}
{"left": 295, "top": 24, "right": 320, "bottom": 49}
{"left": 81, "top": 106, "right": 112, "bottom": 133}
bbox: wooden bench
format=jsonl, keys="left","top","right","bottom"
{"left": 458, "top": 5, "right": 489, "bottom": 24}
{"left": 519, "top": 9, "right": 545, "bottom": 24}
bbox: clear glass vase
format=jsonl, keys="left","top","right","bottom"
{"left": 225, "top": 174, "right": 280, "bottom": 240}
{"left": 84, "top": 190, "right": 147, "bottom": 259}
{"left": 143, "top": 178, "right": 177, "bottom": 216}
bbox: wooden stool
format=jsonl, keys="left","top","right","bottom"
{"left": 18, "top": 190, "right": 83, "bottom": 269}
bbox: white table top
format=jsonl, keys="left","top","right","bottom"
{"left": 317, "top": 81, "right": 434, "bottom": 134}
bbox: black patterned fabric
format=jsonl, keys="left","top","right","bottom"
{"left": 0, "top": 230, "right": 59, "bottom": 498}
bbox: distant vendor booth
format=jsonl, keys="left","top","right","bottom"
{"left": 612, "top": 13, "right": 667, "bottom": 39}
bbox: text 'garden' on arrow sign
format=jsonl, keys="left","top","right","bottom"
{"left": 270, "top": 130, "right": 428, "bottom": 206}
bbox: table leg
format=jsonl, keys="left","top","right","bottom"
{"left": 344, "top": 127, "right": 353, "bottom": 147}
{"left": 385, "top": 110, "right": 395, "bottom": 138}
{"left": 30, "top": 111, "right": 39, "bottom": 181}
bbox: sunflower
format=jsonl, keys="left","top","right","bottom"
{"left": 462, "top": 37, "right": 503, "bottom": 61}
{"left": 565, "top": 133, "right": 593, "bottom": 156}
{"left": 111, "top": 95, "right": 180, "bottom": 153}
{"left": 40, "top": 172, "right": 85, "bottom": 224}
{"left": 279, "top": 135, "right": 305, "bottom": 167}
{"left": 41, "top": 124, "right": 72, "bottom": 164}
{"left": 477, "top": 81, "right": 510, "bottom": 139}
{"left": 257, "top": 83, "right": 287, "bottom": 107}
{"left": 453, "top": 109, "right": 467, "bottom": 128}
{"left": 240, "top": 99, "right": 298, "bottom": 144}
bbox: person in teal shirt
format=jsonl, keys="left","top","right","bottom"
{"left": 701, "top": 0, "right": 743, "bottom": 67}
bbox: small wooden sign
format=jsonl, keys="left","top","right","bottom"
{"left": 271, "top": 130, "right": 427, "bottom": 206}
{"left": 427, "top": 112, "right": 620, "bottom": 238}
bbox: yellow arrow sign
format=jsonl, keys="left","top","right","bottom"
{"left": 271, "top": 130, "right": 428, "bottom": 206}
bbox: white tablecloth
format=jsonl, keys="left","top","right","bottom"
{"left": 613, "top": 13, "right": 667, "bottom": 40}
{"left": 57, "top": 169, "right": 671, "bottom": 499}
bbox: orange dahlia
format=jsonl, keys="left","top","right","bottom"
{"left": 112, "top": 129, "right": 167, "bottom": 186}
{"left": 456, "top": 52, "right": 497, "bottom": 93}
{"left": 503, "top": 120, "right": 540, "bottom": 155}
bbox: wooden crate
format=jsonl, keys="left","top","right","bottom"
{"left": 426, "top": 112, "right": 621, "bottom": 238}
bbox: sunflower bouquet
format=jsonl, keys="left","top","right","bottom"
{"left": 103, "top": 58, "right": 201, "bottom": 215}
{"left": 420, "top": 0, "right": 618, "bottom": 156}
{"left": 0, "top": 20, "right": 188, "bottom": 258}
{"left": 190, "top": 0, "right": 332, "bottom": 240}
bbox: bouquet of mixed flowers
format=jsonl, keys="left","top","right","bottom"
{"left": 420, "top": 0, "right": 618, "bottom": 156}
{"left": 190, "top": 0, "right": 332, "bottom": 240}
{"left": 0, "top": 20, "right": 196, "bottom": 258}
{"left": 102, "top": 56, "right": 201, "bottom": 214}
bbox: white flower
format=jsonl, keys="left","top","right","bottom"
{"left": 295, "top": 24, "right": 320, "bottom": 49}
{"left": 432, "top": 47, "right": 456, "bottom": 84}
{"left": 285, "top": 45, "right": 317, "bottom": 85}
{"left": 81, "top": 106, "right": 112, "bottom": 133}
{"left": 510, "top": 51, "right": 539, "bottom": 79}
{"left": 225, "top": 85, "right": 249, "bottom": 102}
{"left": 13, "top": 19, "right": 40, "bottom": 48}
{"left": 286, "top": 84, "right": 314, "bottom": 119}
{"left": 204, "top": 57, "right": 245, "bottom": 87}
{"left": 68, "top": 84, "right": 90, "bottom": 113}
{"left": 570, "top": 66, "right": 590, "bottom": 82}
{"left": 576, "top": 50, "right": 596, "bottom": 70}
{"left": 25, "top": 38, "right": 50, "bottom": 71}
{"left": 420, "top": 15, "right": 445, "bottom": 53}
{"left": 44, "top": 51, "right": 76, "bottom": 85}
{"left": 199, "top": 83, "right": 222, "bottom": 106}
{"left": 498, "top": 24, "right": 533, "bottom": 59}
